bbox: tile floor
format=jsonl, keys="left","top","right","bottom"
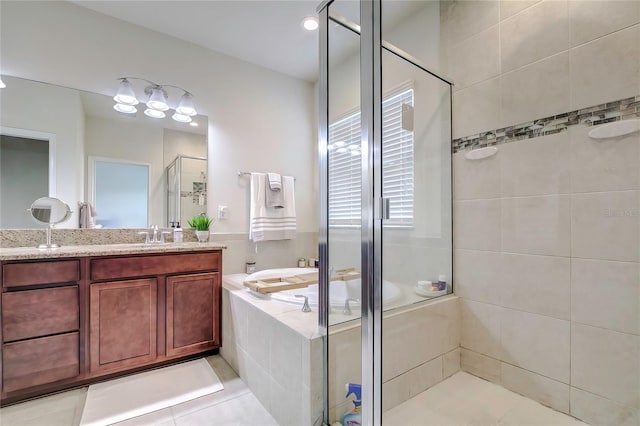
{"left": 1, "top": 357, "right": 588, "bottom": 426}
{"left": 0, "top": 355, "right": 277, "bottom": 426}
{"left": 383, "top": 372, "right": 587, "bottom": 426}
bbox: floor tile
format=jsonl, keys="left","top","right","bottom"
{"left": 383, "top": 372, "right": 587, "bottom": 426}
{"left": 110, "top": 408, "right": 175, "bottom": 426}
{"left": 173, "top": 393, "right": 277, "bottom": 426}
{"left": 0, "top": 387, "right": 87, "bottom": 426}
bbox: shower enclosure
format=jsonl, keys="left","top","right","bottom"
{"left": 166, "top": 155, "right": 207, "bottom": 228}
{"left": 318, "top": 0, "right": 453, "bottom": 423}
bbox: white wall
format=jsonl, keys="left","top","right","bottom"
{"left": 0, "top": 0, "right": 317, "bottom": 237}
{"left": 163, "top": 129, "right": 206, "bottom": 167}
{"left": 0, "top": 76, "right": 85, "bottom": 227}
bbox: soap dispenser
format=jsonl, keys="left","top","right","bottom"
{"left": 173, "top": 222, "right": 183, "bottom": 243}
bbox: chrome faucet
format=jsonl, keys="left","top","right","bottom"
{"left": 138, "top": 225, "right": 171, "bottom": 244}
{"left": 295, "top": 295, "right": 311, "bottom": 312}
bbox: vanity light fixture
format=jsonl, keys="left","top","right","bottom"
{"left": 172, "top": 112, "right": 192, "bottom": 123}
{"left": 144, "top": 108, "right": 166, "bottom": 119}
{"left": 113, "top": 103, "right": 137, "bottom": 114}
{"left": 302, "top": 16, "right": 319, "bottom": 31}
{"left": 112, "top": 77, "right": 198, "bottom": 122}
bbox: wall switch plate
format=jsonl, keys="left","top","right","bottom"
{"left": 217, "top": 205, "right": 228, "bottom": 219}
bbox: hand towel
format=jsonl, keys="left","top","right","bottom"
{"left": 265, "top": 172, "right": 284, "bottom": 209}
{"left": 267, "top": 173, "right": 282, "bottom": 191}
{"left": 79, "top": 202, "right": 98, "bottom": 228}
{"left": 250, "top": 173, "right": 296, "bottom": 242}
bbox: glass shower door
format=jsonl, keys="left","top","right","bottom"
{"left": 379, "top": 47, "right": 453, "bottom": 418}
{"left": 322, "top": 1, "right": 364, "bottom": 424}
{"left": 320, "top": 1, "right": 453, "bottom": 423}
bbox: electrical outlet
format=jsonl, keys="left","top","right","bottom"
{"left": 217, "top": 205, "right": 228, "bottom": 219}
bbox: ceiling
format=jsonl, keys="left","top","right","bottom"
{"left": 73, "top": 0, "right": 324, "bottom": 82}
{"left": 72, "top": 1, "right": 428, "bottom": 83}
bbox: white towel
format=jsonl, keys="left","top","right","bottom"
{"left": 79, "top": 202, "right": 98, "bottom": 229}
{"left": 267, "top": 173, "right": 282, "bottom": 191}
{"left": 266, "top": 172, "right": 283, "bottom": 208}
{"left": 249, "top": 173, "right": 296, "bottom": 242}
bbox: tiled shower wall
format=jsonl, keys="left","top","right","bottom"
{"left": 444, "top": 1, "right": 639, "bottom": 425}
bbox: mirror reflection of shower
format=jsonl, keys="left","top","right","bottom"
{"left": 166, "top": 155, "right": 207, "bottom": 228}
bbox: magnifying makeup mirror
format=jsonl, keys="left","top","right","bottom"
{"left": 28, "top": 197, "right": 72, "bottom": 249}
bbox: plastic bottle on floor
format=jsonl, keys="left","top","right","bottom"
{"left": 342, "top": 383, "right": 362, "bottom": 426}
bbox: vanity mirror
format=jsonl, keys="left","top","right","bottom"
{"left": 28, "top": 196, "right": 72, "bottom": 248}
{"left": 0, "top": 75, "right": 208, "bottom": 230}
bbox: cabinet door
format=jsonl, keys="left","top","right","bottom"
{"left": 90, "top": 278, "right": 157, "bottom": 372}
{"left": 166, "top": 272, "right": 220, "bottom": 357}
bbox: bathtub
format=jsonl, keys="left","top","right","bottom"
{"left": 244, "top": 267, "right": 402, "bottom": 308}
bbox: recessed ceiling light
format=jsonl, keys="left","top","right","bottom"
{"left": 302, "top": 16, "right": 319, "bottom": 31}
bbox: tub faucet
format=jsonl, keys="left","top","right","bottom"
{"left": 295, "top": 295, "right": 311, "bottom": 312}
{"left": 343, "top": 298, "right": 357, "bottom": 315}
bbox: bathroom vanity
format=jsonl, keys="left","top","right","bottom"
{"left": 0, "top": 243, "right": 224, "bottom": 405}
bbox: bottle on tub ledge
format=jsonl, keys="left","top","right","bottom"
{"left": 438, "top": 274, "right": 447, "bottom": 291}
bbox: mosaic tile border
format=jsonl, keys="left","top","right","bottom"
{"left": 452, "top": 95, "right": 640, "bottom": 154}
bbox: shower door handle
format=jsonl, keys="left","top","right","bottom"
{"left": 375, "top": 197, "right": 390, "bottom": 220}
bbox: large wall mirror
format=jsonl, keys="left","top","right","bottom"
{"left": 0, "top": 75, "right": 208, "bottom": 229}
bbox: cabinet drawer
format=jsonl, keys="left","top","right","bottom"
{"left": 3, "top": 332, "right": 79, "bottom": 393}
{"left": 90, "top": 251, "right": 220, "bottom": 281}
{"left": 2, "top": 286, "right": 79, "bottom": 342}
{"left": 2, "top": 260, "right": 80, "bottom": 288}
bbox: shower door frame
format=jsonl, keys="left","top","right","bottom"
{"left": 318, "top": 1, "right": 454, "bottom": 424}
{"left": 165, "top": 154, "right": 207, "bottom": 228}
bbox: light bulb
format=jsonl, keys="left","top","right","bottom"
{"left": 144, "top": 108, "right": 165, "bottom": 118}
{"left": 113, "top": 79, "right": 138, "bottom": 105}
{"left": 146, "top": 86, "right": 169, "bottom": 111}
{"left": 113, "top": 103, "right": 137, "bottom": 114}
{"left": 172, "top": 112, "right": 192, "bottom": 123}
{"left": 176, "top": 92, "right": 197, "bottom": 116}
{"left": 302, "top": 16, "right": 319, "bottom": 31}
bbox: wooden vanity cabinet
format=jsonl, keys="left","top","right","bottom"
{"left": 89, "top": 278, "right": 158, "bottom": 373}
{"left": 1, "top": 249, "right": 222, "bottom": 405}
{"left": 166, "top": 272, "right": 220, "bottom": 357}
{"left": 1, "top": 259, "right": 83, "bottom": 397}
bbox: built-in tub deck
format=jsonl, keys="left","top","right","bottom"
{"left": 220, "top": 272, "right": 460, "bottom": 425}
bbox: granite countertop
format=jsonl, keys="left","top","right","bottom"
{"left": 0, "top": 242, "right": 226, "bottom": 261}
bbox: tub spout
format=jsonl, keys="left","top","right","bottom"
{"left": 343, "top": 298, "right": 357, "bottom": 315}
{"left": 295, "top": 295, "right": 311, "bottom": 312}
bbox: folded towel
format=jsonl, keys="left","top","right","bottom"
{"left": 79, "top": 202, "right": 98, "bottom": 228}
{"left": 250, "top": 173, "right": 296, "bottom": 242}
{"left": 267, "top": 173, "right": 282, "bottom": 191}
{"left": 78, "top": 203, "right": 98, "bottom": 228}
{"left": 266, "top": 172, "right": 284, "bottom": 209}
{"left": 266, "top": 184, "right": 284, "bottom": 210}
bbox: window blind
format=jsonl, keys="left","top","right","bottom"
{"left": 328, "top": 88, "right": 414, "bottom": 227}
